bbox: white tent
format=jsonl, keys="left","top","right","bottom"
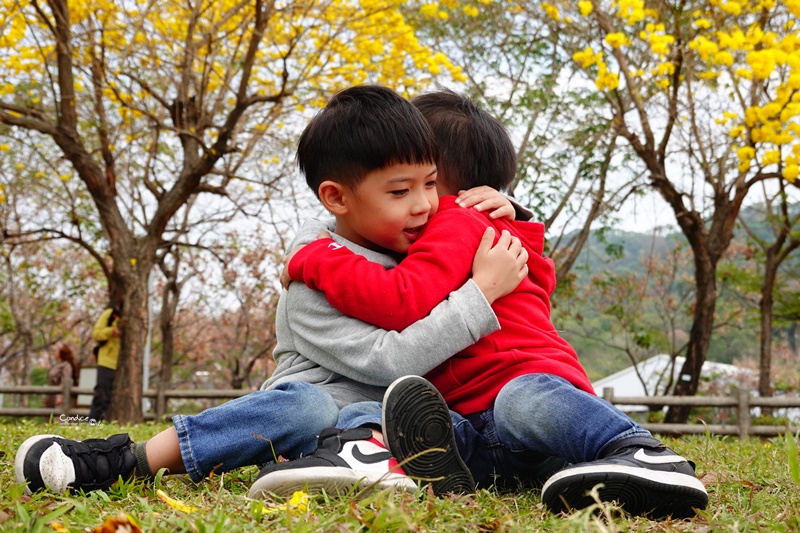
{"left": 592, "top": 355, "right": 742, "bottom": 412}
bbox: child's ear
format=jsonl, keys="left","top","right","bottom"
{"left": 318, "top": 180, "right": 349, "bottom": 215}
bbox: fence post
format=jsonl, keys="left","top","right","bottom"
{"left": 738, "top": 388, "right": 751, "bottom": 441}
{"left": 60, "top": 380, "right": 71, "bottom": 417}
{"left": 603, "top": 387, "right": 614, "bottom": 404}
{"left": 156, "top": 387, "right": 166, "bottom": 422}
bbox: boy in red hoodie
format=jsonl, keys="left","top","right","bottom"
{"left": 282, "top": 91, "right": 708, "bottom": 519}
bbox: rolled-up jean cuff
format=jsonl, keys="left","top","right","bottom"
{"left": 173, "top": 414, "right": 204, "bottom": 483}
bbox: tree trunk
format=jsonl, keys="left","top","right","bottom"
{"left": 157, "top": 279, "right": 179, "bottom": 419}
{"left": 107, "top": 269, "right": 149, "bottom": 422}
{"left": 641, "top": 160, "right": 744, "bottom": 424}
{"left": 758, "top": 249, "right": 778, "bottom": 409}
{"left": 665, "top": 250, "right": 717, "bottom": 423}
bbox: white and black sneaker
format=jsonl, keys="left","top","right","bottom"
{"left": 15, "top": 433, "right": 137, "bottom": 494}
{"left": 382, "top": 376, "right": 475, "bottom": 496}
{"left": 541, "top": 436, "right": 708, "bottom": 519}
{"left": 248, "top": 427, "right": 417, "bottom": 499}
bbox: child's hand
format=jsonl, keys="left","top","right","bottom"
{"left": 471, "top": 227, "right": 528, "bottom": 304}
{"left": 456, "top": 186, "right": 515, "bottom": 220}
{"left": 279, "top": 231, "right": 331, "bottom": 289}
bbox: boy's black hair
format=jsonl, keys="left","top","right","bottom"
{"left": 411, "top": 90, "right": 517, "bottom": 192}
{"left": 297, "top": 85, "right": 438, "bottom": 196}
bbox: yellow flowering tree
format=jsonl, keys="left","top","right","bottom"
{"left": 409, "top": 0, "right": 637, "bottom": 285}
{"left": 540, "top": 0, "right": 800, "bottom": 422}
{"left": 0, "top": 0, "right": 462, "bottom": 421}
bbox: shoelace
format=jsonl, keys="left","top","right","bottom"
{"left": 60, "top": 439, "right": 129, "bottom": 489}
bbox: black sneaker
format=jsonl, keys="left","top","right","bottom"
{"left": 15, "top": 433, "right": 137, "bottom": 494}
{"left": 381, "top": 375, "right": 475, "bottom": 496}
{"left": 540, "top": 436, "right": 708, "bottom": 519}
{"left": 248, "top": 427, "right": 417, "bottom": 499}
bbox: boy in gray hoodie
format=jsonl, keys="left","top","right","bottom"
{"left": 14, "top": 85, "right": 525, "bottom": 497}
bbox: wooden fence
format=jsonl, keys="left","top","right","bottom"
{"left": 1, "top": 383, "right": 798, "bottom": 440}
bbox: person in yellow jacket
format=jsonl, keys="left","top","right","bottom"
{"left": 89, "top": 307, "right": 121, "bottom": 421}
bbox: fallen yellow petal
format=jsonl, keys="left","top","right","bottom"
{"left": 91, "top": 513, "right": 142, "bottom": 533}
{"left": 156, "top": 489, "right": 198, "bottom": 513}
{"left": 49, "top": 521, "right": 68, "bottom": 533}
{"left": 258, "top": 490, "right": 309, "bottom": 516}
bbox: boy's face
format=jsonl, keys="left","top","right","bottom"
{"left": 334, "top": 163, "right": 439, "bottom": 254}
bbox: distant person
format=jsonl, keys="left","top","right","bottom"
{"left": 45, "top": 345, "right": 79, "bottom": 409}
{"left": 89, "top": 306, "right": 121, "bottom": 421}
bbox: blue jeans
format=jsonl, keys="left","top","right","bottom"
{"left": 338, "top": 373, "right": 651, "bottom": 489}
{"left": 173, "top": 381, "right": 339, "bottom": 482}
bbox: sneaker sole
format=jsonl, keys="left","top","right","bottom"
{"left": 381, "top": 376, "right": 475, "bottom": 496}
{"left": 247, "top": 466, "right": 417, "bottom": 499}
{"left": 15, "top": 434, "right": 60, "bottom": 495}
{"left": 541, "top": 464, "right": 709, "bottom": 519}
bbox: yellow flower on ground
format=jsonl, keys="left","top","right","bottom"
{"left": 259, "top": 490, "right": 310, "bottom": 516}
{"left": 156, "top": 489, "right": 197, "bottom": 513}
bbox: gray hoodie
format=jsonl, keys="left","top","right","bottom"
{"left": 261, "top": 222, "right": 499, "bottom": 408}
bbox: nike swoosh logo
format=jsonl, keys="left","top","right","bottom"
{"left": 351, "top": 444, "right": 392, "bottom": 465}
{"left": 633, "top": 448, "right": 687, "bottom": 465}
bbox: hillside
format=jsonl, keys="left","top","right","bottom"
{"left": 553, "top": 203, "right": 800, "bottom": 380}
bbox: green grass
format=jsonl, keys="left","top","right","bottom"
{"left": 1, "top": 419, "right": 799, "bottom": 532}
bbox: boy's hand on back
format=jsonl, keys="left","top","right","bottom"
{"left": 471, "top": 227, "right": 528, "bottom": 304}
{"left": 456, "top": 186, "right": 515, "bottom": 220}
{"left": 279, "top": 231, "right": 332, "bottom": 289}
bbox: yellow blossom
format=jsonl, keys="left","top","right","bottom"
{"left": 761, "top": 150, "right": 781, "bottom": 166}
{"left": 541, "top": 3, "right": 561, "bottom": 21}
{"left": 737, "top": 146, "right": 754, "bottom": 162}
{"left": 747, "top": 50, "right": 776, "bottom": 79}
{"left": 784, "top": 164, "right": 799, "bottom": 182}
{"left": 729, "top": 125, "right": 744, "bottom": 138}
{"left": 579, "top": 1, "right": 593, "bottom": 16}
{"left": 463, "top": 5, "right": 479, "bottom": 17}
{"left": 573, "top": 46, "right": 601, "bottom": 68}
{"left": 596, "top": 63, "right": 619, "bottom": 91}
{"left": 420, "top": 4, "right": 439, "bottom": 18}
{"left": 714, "top": 51, "right": 734, "bottom": 66}
{"left": 720, "top": 2, "right": 742, "bottom": 15}
{"left": 604, "top": 33, "right": 631, "bottom": 49}
{"left": 0, "top": 144, "right": 8, "bottom": 151}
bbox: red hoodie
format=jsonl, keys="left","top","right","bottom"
{"left": 288, "top": 196, "right": 594, "bottom": 415}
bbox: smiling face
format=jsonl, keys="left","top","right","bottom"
{"left": 323, "top": 163, "right": 439, "bottom": 254}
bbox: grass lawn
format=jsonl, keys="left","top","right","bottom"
{"left": 0, "top": 418, "right": 798, "bottom": 532}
